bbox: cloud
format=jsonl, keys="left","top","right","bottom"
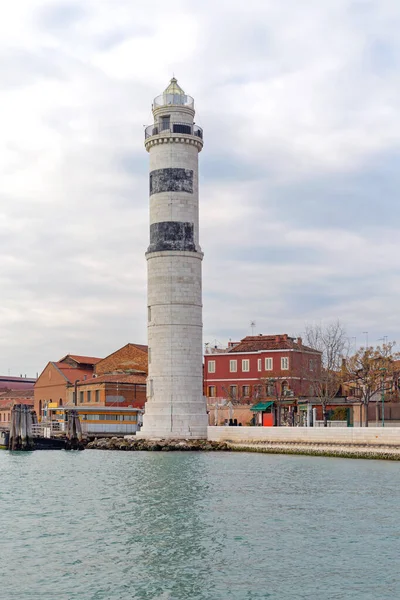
{"left": 0, "top": 0, "right": 400, "bottom": 374}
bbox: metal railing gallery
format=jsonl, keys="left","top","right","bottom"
{"left": 145, "top": 122, "right": 203, "bottom": 140}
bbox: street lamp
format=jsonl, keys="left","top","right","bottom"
{"left": 380, "top": 368, "right": 386, "bottom": 427}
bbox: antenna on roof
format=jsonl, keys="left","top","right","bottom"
{"left": 250, "top": 321, "right": 256, "bottom": 335}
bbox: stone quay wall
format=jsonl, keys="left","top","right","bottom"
{"left": 208, "top": 426, "right": 400, "bottom": 446}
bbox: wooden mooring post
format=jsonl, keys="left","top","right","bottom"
{"left": 9, "top": 404, "right": 35, "bottom": 451}
{"left": 65, "top": 410, "right": 84, "bottom": 450}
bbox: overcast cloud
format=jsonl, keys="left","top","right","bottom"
{"left": 1, "top": 0, "right": 400, "bottom": 375}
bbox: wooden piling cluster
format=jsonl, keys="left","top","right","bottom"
{"left": 65, "top": 410, "right": 84, "bottom": 450}
{"left": 9, "top": 404, "right": 35, "bottom": 451}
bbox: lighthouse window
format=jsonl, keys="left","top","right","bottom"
{"left": 161, "top": 116, "right": 170, "bottom": 130}
{"left": 172, "top": 123, "right": 192, "bottom": 135}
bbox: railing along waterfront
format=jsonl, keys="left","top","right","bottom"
{"left": 314, "top": 421, "right": 348, "bottom": 427}
{"left": 145, "top": 122, "right": 203, "bottom": 140}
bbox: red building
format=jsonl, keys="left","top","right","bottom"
{"left": 204, "top": 334, "right": 321, "bottom": 425}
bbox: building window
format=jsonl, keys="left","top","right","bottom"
{"left": 79, "top": 391, "right": 84, "bottom": 403}
{"left": 281, "top": 357, "right": 289, "bottom": 370}
{"left": 229, "top": 360, "right": 237, "bottom": 373}
{"left": 208, "top": 360, "right": 216, "bottom": 373}
{"left": 95, "top": 390, "right": 100, "bottom": 403}
{"left": 229, "top": 385, "right": 237, "bottom": 399}
{"left": 257, "top": 358, "right": 262, "bottom": 372}
{"left": 160, "top": 115, "right": 170, "bottom": 130}
{"left": 87, "top": 390, "right": 91, "bottom": 403}
{"left": 242, "top": 359, "right": 250, "bottom": 372}
{"left": 309, "top": 358, "right": 317, "bottom": 371}
{"left": 265, "top": 357, "right": 273, "bottom": 371}
{"left": 208, "top": 386, "right": 216, "bottom": 397}
{"left": 242, "top": 385, "right": 250, "bottom": 397}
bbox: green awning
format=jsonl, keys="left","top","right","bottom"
{"left": 250, "top": 401, "right": 274, "bottom": 412}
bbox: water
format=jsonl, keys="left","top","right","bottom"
{"left": 0, "top": 451, "right": 399, "bottom": 600}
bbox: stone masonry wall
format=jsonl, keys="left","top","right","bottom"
{"left": 208, "top": 426, "right": 400, "bottom": 446}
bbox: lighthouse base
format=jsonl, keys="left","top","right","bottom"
{"left": 136, "top": 401, "right": 208, "bottom": 440}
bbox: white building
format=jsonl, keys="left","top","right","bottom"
{"left": 138, "top": 78, "right": 208, "bottom": 439}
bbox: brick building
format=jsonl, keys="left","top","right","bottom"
{"left": 67, "top": 344, "right": 148, "bottom": 409}
{"left": 0, "top": 390, "right": 34, "bottom": 428}
{"left": 67, "top": 374, "right": 147, "bottom": 409}
{"left": 95, "top": 343, "right": 148, "bottom": 376}
{"left": 34, "top": 344, "right": 148, "bottom": 420}
{"left": 204, "top": 334, "right": 321, "bottom": 426}
{"left": 34, "top": 355, "right": 102, "bottom": 420}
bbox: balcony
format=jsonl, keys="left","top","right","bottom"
{"left": 145, "top": 122, "right": 203, "bottom": 140}
{"left": 153, "top": 93, "right": 194, "bottom": 110}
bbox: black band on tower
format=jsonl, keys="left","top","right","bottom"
{"left": 148, "top": 221, "right": 196, "bottom": 253}
{"left": 150, "top": 168, "right": 193, "bottom": 195}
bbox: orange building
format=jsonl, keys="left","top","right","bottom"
{"left": 34, "top": 344, "right": 148, "bottom": 421}
{"left": 95, "top": 343, "right": 148, "bottom": 376}
{"left": 34, "top": 355, "right": 101, "bottom": 420}
{"left": 67, "top": 374, "right": 147, "bottom": 409}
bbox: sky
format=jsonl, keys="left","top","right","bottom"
{"left": 1, "top": 0, "right": 400, "bottom": 376}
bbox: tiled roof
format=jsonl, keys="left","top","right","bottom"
{"left": 0, "top": 398, "right": 34, "bottom": 409}
{"left": 59, "top": 355, "right": 103, "bottom": 365}
{"left": 52, "top": 363, "right": 95, "bottom": 384}
{"left": 130, "top": 344, "right": 148, "bottom": 353}
{"left": 227, "top": 335, "right": 320, "bottom": 354}
{"left": 72, "top": 373, "right": 147, "bottom": 386}
{"left": 0, "top": 390, "right": 34, "bottom": 399}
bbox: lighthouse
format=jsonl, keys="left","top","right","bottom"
{"left": 139, "top": 78, "right": 208, "bottom": 439}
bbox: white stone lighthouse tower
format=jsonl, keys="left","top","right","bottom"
{"left": 139, "top": 78, "right": 208, "bottom": 439}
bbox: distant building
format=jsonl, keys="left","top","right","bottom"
{"left": 67, "top": 374, "right": 146, "bottom": 410}
{"left": 0, "top": 390, "right": 34, "bottom": 428}
{"left": 204, "top": 334, "right": 321, "bottom": 426}
{"left": 0, "top": 375, "right": 36, "bottom": 392}
{"left": 34, "top": 355, "right": 101, "bottom": 420}
{"left": 34, "top": 344, "right": 148, "bottom": 421}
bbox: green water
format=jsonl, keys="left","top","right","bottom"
{"left": 0, "top": 450, "right": 399, "bottom": 600}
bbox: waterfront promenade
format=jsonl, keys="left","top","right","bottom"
{"left": 208, "top": 426, "right": 400, "bottom": 459}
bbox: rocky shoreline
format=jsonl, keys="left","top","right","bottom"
{"left": 86, "top": 436, "right": 400, "bottom": 459}
{"left": 86, "top": 437, "right": 230, "bottom": 452}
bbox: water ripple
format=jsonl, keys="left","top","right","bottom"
{"left": 0, "top": 451, "right": 399, "bottom": 599}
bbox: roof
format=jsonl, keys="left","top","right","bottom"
{"left": 0, "top": 390, "right": 34, "bottom": 399}
{"left": 163, "top": 77, "right": 185, "bottom": 96}
{"left": 52, "top": 363, "right": 96, "bottom": 384}
{"left": 0, "top": 376, "right": 36, "bottom": 390}
{"left": 0, "top": 376, "right": 36, "bottom": 383}
{"left": 0, "top": 398, "right": 34, "bottom": 410}
{"left": 58, "top": 355, "right": 103, "bottom": 365}
{"left": 251, "top": 401, "right": 274, "bottom": 412}
{"left": 72, "top": 373, "right": 147, "bottom": 386}
{"left": 227, "top": 335, "right": 320, "bottom": 354}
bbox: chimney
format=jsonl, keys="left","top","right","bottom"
{"left": 275, "top": 335, "right": 280, "bottom": 342}
{"left": 297, "top": 337, "right": 302, "bottom": 346}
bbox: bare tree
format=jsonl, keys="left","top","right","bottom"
{"left": 345, "top": 342, "right": 399, "bottom": 427}
{"left": 304, "top": 321, "right": 348, "bottom": 427}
